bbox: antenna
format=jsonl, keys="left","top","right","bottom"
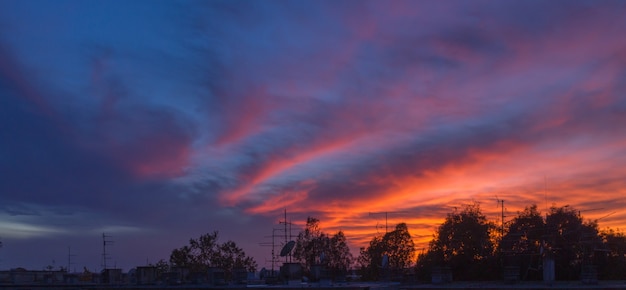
{"left": 68, "top": 246, "right": 77, "bottom": 272}
{"left": 101, "top": 233, "right": 114, "bottom": 270}
{"left": 543, "top": 175, "right": 548, "bottom": 217}
{"left": 278, "top": 209, "right": 295, "bottom": 262}
{"left": 259, "top": 228, "right": 283, "bottom": 276}
{"left": 0, "top": 237, "right": 3, "bottom": 269}
{"left": 369, "top": 211, "right": 408, "bottom": 234}
{"left": 598, "top": 211, "right": 617, "bottom": 221}
{"left": 495, "top": 196, "right": 506, "bottom": 240}
{"left": 576, "top": 208, "right": 604, "bottom": 220}
{"left": 375, "top": 212, "right": 389, "bottom": 233}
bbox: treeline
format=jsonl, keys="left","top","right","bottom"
{"left": 357, "top": 203, "right": 626, "bottom": 281}
{"left": 167, "top": 231, "right": 258, "bottom": 281}
{"left": 160, "top": 203, "right": 626, "bottom": 283}
{"left": 414, "top": 203, "right": 626, "bottom": 281}
{"left": 292, "top": 217, "right": 353, "bottom": 279}
{"left": 163, "top": 218, "right": 354, "bottom": 282}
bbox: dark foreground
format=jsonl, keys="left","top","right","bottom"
{"left": 403, "top": 281, "right": 626, "bottom": 289}
{"left": 3, "top": 281, "right": 626, "bottom": 290}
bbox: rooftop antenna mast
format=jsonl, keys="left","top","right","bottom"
{"left": 369, "top": 211, "right": 408, "bottom": 234}
{"left": 495, "top": 196, "right": 506, "bottom": 240}
{"left": 543, "top": 175, "right": 548, "bottom": 218}
{"left": 259, "top": 228, "right": 283, "bottom": 276}
{"left": 67, "top": 246, "right": 77, "bottom": 272}
{"left": 278, "top": 209, "right": 295, "bottom": 262}
{"left": 101, "top": 233, "right": 114, "bottom": 270}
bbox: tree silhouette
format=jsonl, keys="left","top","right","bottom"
{"left": 293, "top": 217, "right": 353, "bottom": 279}
{"left": 597, "top": 229, "right": 626, "bottom": 279}
{"left": 327, "top": 231, "right": 353, "bottom": 274}
{"left": 499, "top": 205, "right": 545, "bottom": 280}
{"left": 169, "top": 231, "right": 257, "bottom": 280}
{"left": 293, "top": 217, "right": 323, "bottom": 272}
{"left": 170, "top": 245, "right": 194, "bottom": 270}
{"left": 357, "top": 235, "right": 384, "bottom": 281}
{"left": 416, "top": 203, "right": 497, "bottom": 281}
{"left": 383, "top": 223, "right": 415, "bottom": 270}
{"left": 213, "top": 240, "right": 258, "bottom": 273}
{"left": 415, "top": 203, "right": 624, "bottom": 282}
{"left": 544, "top": 205, "right": 600, "bottom": 280}
{"left": 148, "top": 259, "right": 170, "bottom": 280}
{"left": 358, "top": 223, "right": 415, "bottom": 281}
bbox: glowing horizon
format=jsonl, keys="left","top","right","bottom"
{"left": 1, "top": 0, "right": 626, "bottom": 271}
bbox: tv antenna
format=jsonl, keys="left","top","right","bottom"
{"left": 101, "top": 233, "right": 114, "bottom": 270}
{"left": 259, "top": 227, "right": 283, "bottom": 276}
{"left": 598, "top": 211, "right": 617, "bottom": 221}
{"left": 543, "top": 175, "right": 548, "bottom": 218}
{"left": 495, "top": 196, "right": 507, "bottom": 240}
{"left": 278, "top": 209, "right": 296, "bottom": 262}
{"left": 369, "top": 211, "right": 409, "bottom": 234}
{"left": 67, "top": 246, "right": 77, "bottom": 272}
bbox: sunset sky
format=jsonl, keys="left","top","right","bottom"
{"left": 2, "top": 0, "right": 626, "bottom": 272}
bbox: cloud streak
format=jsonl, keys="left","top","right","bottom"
{"left": 1, "top": 0, "right": 626, "bottom": 270}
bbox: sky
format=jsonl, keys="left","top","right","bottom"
{"left": 1, "top": 0, "right": 626, "bottom": 272}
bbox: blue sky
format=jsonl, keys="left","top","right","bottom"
{"left": 2, "top": 0, "right": 626, "bottom": 271}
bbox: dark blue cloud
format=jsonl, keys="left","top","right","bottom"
{"left": 2, "top": 0, "right": 626, "bottom": 271}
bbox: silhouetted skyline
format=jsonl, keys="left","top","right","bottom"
{"left": 1, "top": 0, "right": 626, "bottom": 271}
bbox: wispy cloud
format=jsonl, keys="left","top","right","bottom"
{"left": 1, "top": 0, "right": 626, "bottom": 270}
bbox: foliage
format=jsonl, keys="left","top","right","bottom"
{"left": 383, "top": 223, "right": 415, "bottom": 269}
{"left": 170, "top": 245, "right": 194, "bottom": 270}
{"left": 148, "top": 259, "right": 170, "bottom": 279}
{"left": 499, "top": 205, "right": 545, "bottom": 280}
{"left": 597, "top": 229, "right": 626, "bottom": 279}
{"left": 416, "top": 203, "right": 498, "bottom": 281}
{"left": 169, "top": 231, "right": 257, "bottom": 280}
{"left": 165, "top": 206, "right": 626, "bottom": 282}
{"left": 357, "top": 236, "right": 383, "bottom": 281}
{"left": 293, "top": 217, "right": 323, "bottom": 270}
{"left": 414, "top": 246, "right": 438, "bottom": 281}
{"left": 213, "top": 240, "right": 258, "bottom": 274}
{"left": 293, "top": 217, "right": 354, "bottom": 279}
{"left": 499, "top": 205, "right": 603, "bottom": 281}
{"left": 327, "top": 231, "right": 353, "bottom": 272}
{"left": 357, "top": 223, "right": 415, "bottom": 281}
{"left": 544, "top": 205, "right": 600, "bottom": 280}
{"left": 416, "top": 203, "right": 623, "bottom": 282}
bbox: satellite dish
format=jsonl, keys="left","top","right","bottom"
{"left": 280, "top": 241, "right": 296, "bottom": 257}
